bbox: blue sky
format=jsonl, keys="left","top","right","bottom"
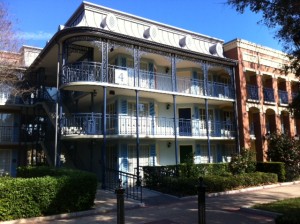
{"left": 5, "top": 0, "right": 282, "bottom": 51}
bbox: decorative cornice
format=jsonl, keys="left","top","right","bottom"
{"left": 64, "top": 1, "right": 225, "bottom": 58}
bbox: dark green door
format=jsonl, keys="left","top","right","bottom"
{"left": 180, "top": 145, "right": 193, "bottom": 164}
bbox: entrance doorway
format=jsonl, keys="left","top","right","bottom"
{"left": 180, "top": 145, "right": 193, "bottom": 164}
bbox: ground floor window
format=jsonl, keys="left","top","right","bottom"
{"left": 222, "top": 144, "right": 235, "bottom": 162}
{"left": 128, "top": 145, "right": 150, "bottom": 174}
{"left": 197, "top": 145, "right": 217, "bottom": 163}
{"left": 0, "top": 149, "right": 11, "bottom": 176}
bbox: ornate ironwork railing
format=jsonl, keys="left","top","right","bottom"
{"left": 62, "top": 61, "right": 234, "bottom": 99}
{"left": 105, "top": 168, "right": 143, "bottom": 202}
{"left": 278, "top": 90, "right": 289, "bottom": 105}
{"left": 61, "top": 113, "right": 236, "bottom": 138}
{"left": 247, "top": 85, "right": 259, "bottom": 101}
{"left": 263, "top": 87, "right": 275, "bottom": 103}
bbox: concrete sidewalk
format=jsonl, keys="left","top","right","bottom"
{"left": 2, "top": 181, "right": 300, "bottom": 224}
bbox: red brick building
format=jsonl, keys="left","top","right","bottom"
{"left": 224, "top": 39, "right": 300, "bottom": 161}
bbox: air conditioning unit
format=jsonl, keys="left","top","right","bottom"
{"left": 115, "top": 69, "right": 128, "bottom": 85}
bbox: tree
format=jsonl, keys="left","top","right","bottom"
{"left": 227, "top": 0, "right": 300, "bottom": 74}
{"left": 268, "top": 133, "right": 300, "bottom": 181}
{"left": 0, "top": 2, "right": 31, "bottom": 99}
{"left": 227, "top": 0, "right": 300, "bottom": 116}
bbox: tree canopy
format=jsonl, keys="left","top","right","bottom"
{"left": 0, "top": 2, "right": 31, "bottom": 97}
{"left": 227, "top": 0, "right": 300, "bottom": 76}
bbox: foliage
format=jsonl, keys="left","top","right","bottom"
{"left": 256, "top": 162, "right": 286, "bottom": 182}
{"left": 0, "top": 2, "right": 19, "bottom": 51}
{"left": 143, "top": 163, "right": 230, "bottom": 188}
{"left": 144, "top": 172, "right": 277, "bottom": 197}
{"left": 0, "top": 2, "right": 33, "bottom": 98}
{"left": 253, "top": 197, "right": 300, "bottom": 224}
{"left": 226, "top": 0, "right": 300, "bottom": 75}
{"left": 0, "top": 167, "right": 97, "bottom": 221}
{"left": 228, "top": 148, "right": 256, "bottom": 175}
{"left": 267, "top": 133, "right": 300, "bottom": 181}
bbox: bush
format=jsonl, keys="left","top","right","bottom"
{"left": 0, "top": 167, "right": 97, "bottom": 221}
{"left": 268, "top": 133, "right": 300, "bottom": 181}
{"left": 144, "top": 172, "right": 277, "bottom": 196}
{"left": 276, "top": 214, "right": 300, "bottom": 224}
{"left": 256, "top": 162, "right": 286, "bottom": 182}
{"left": 229, "top": 148, "right": 256, "bottom": 175}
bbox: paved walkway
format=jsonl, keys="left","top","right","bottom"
{"left": 2, "top": 181, "right": 300, "bottom": 224}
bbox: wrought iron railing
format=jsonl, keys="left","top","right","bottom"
{"left": 61, "top": 113, "right": 236, "bottom": 138}
{"left": 207, "top": 81, "right": 233, "bottom": 99}
{"left": 263, "top": 87, "right": 275, "bottom": 102}
{"left": 62, "top": 61, "right": 234, "bottom": 99}
{"left": 247, "top": 85, "right": 259, "bottom": 101}
{"left": 278, "top": 90, "right": 289, "bottom": 105}
{"left": 105, "top": 168, "right": 143, "bottom": 202}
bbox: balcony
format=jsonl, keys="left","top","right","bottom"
{"left": 291, "top": 92, "right": 299, "bottom": 103}
{"left": 0, "top": 126, "right": 19, "bottom": 143}
{"left": 247, "top": 85, "right": 259, "bottom": 101}
{"left": 62, "top": 61, "right": 234, "bottom": 99}
{"left": 278, "top": 90, "right": 289, "bottom": 105}
{"left": 263, "top": 87, "right": 275, "bottom": 103}
{"left": 0, "top": 92, "right": 23, "bottom": 105}
{"left": 61, "top": 113, "right": 236, "bottom": 138}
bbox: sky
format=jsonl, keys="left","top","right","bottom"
{"left": 4, "top": 0, "right": 283, "bottom": 51}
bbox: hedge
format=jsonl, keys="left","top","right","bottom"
{"left": 0, "top": 167, "right": 97, "bottom": 221}
{"left": 144, "top": 172, "right": 278, "bottom": 196}
{"left": 256, "top": 162, "right": 285, "bottom": 182}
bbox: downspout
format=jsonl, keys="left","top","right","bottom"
{"left": 232, "top": 65, "right": 241, "bottom": 153}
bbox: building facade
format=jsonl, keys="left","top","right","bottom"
{"left": 0, "top": 46, "right": 42, "bottom": 176}
{"left": 23, "top": 2, "right": 238, "bottom": 180}
{"left": 224, "top": 39, "right": 299, "bottom": 161}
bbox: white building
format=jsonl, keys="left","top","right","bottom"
{"left": 25, "top": 1, "right": 237, "bottom": 184}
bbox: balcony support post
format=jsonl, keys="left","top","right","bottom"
{"left": 102, "top": 86, "right": 107, "bottom": 188}
{"left": 101, "top": 86, "right": 107, "bottom": 189}
{"left": 135, "top": 90, "right": 141, "bottom": 186}
{"left": 102, "top": 41, "right": 108, "bottom": 82}
{"left": 173, "top": 95, "right": 179, "bottom": 170}
{"left": 205, "top": 99, "right": 211, "bottom": 163}
{"left": 203, "top": 63, "right": 208, "bottom": 96}
{"left": 54, "top": 42, "right": 62, "bottom": 168}
{"left": 133, "top": 47, "right": 140, "bottom": 87}
{"left": 171, "top": 54, "right": 177, "bottom": 92}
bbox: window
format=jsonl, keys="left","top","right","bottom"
{"left": 199, "top": 109, "right": 214, "bottom": 133}
{"left": 106, "top": 103, "right": 116, "bottom": 133}
{"left": 198, "top": 145, "right": 217, "bottom": 163}
{"left": 128, "top": 102, "right": 149, "bottom": 117}
{"left": 0, "top": 150, "right": 11, "bottom": 175}
{"left": 0, "top": 113, "right": 14, "bottom": 126}
{"left": 127, "top": 145, "right": 150, "bottom": 173}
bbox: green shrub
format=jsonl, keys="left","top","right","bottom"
{"left": 276, "top": 214, "right": 300, "bottom": 224}
{"left": 0, "top": 167, "right": 97, "bottom": 221}
{"left": 268, "top": 133, "right": 300, "bottom": 181}
{"left": 143, "top": 163, "right": 230, "bottom": 188}
{"left": 229, "top": 148, "right": 256, "bottom": 175}
{"left": 144, "top": 172, "right": 277, "bottom": 196}
{"left": 256, "top": 162, "right": 286, "bottom": 182}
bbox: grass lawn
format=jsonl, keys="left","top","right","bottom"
{"left": 253, "top": 197, "right": 300, "bottom": 223}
